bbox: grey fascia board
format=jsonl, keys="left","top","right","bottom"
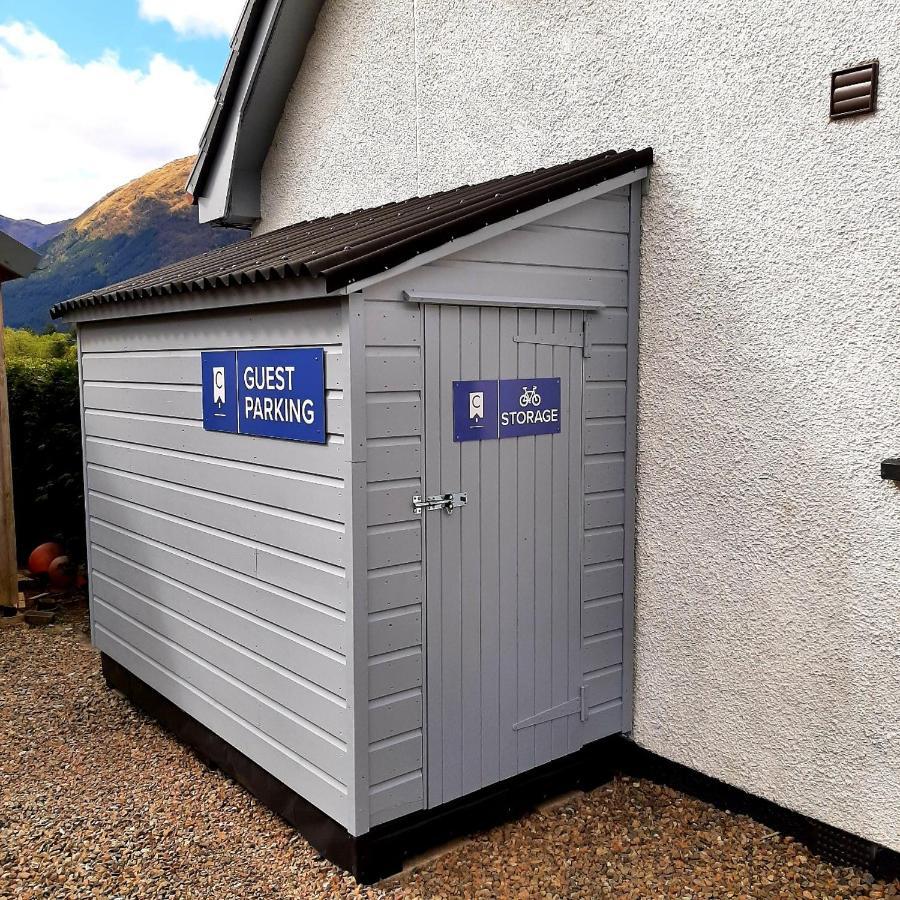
{"left": 192, "top": 0, "right": 326, "bottom": 227}
{"left": 187, "top": 0, "right": 262, "bottom": 197}
{"left": 56, "top": 276, "right": 340, "bottom": 324}
{"left": 0, "top": 231, "right": 40, "bottom": 281}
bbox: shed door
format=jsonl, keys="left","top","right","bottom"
{"left": 423, "top": 303, "right": 585, "bottom": 808}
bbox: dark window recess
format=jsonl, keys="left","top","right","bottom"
{"left": 830, "top": 61, "right": 878, "bottom": 119}
{"left": 881, "top": 458, "right": 900, "bottom": 481}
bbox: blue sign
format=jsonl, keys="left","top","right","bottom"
{"left": 453, "top": 377, "right": 562, "bottom": 441}
{"left": 453, "top": 379, "right": 499, "bottom": 442}
{"left": 499, "top": 378, "right": 561, "bottom": 438}
{"left": 201, "top": 348, "right": 326, "bottom": 444}
{"left": 202, "top": 351, "right": 238, "bottom": 433}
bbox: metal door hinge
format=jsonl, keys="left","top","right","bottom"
{"left": 412, "top": 492, "right": 468, "bottom": 515}
{"left": 579, "top": 685, "right": 588, "bottom": 722}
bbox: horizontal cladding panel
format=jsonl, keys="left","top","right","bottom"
{"left": 585, "top": 420, "right": 626, "bottom": 455}
{"left": 81, "top": 349, "right": 345, "bottom": 389}
{"left": 85, "top": 439, "right": 344, "bottom": 518}
{"left": 88, "top": 493, "right": 346, "bottom": 612}
{"left": 583, "top": 666, "right": 623, "bottom": 709}
{"left": 79, "top": 301, "right": 343, "bottom": 354}
{"left": 367, "top": 483, "right": 419, "bottom": 526}
{"left": 90, "top": 523, "right": 345, "bottom": 652}
{"left": 584, "top": 384, "right": 627, "bottom": 419}
{"left": 369, "top": 690, "right": 422, "bottom": 743}
{"left": 584, "top": 562, "right": 625, "bottom": 603}
{"left": 584, "top": 527, "right": 625, "bottom": 566}
{"left": 367, "top": 439, "right": 421, "bottom": 482}
{"left": 585, "top": 348, "right": 628, "bottom": 382}
{"left": 585, "top": 456, "right": 626, "bottom": 493}
{"left": 90, "top": 491, "right": 255, "bottom": 573}
{"left": 584, "top": 492, "right": 625, "bottom": 529}
{"left": 367, "top": 398, "right": 420, "bottom": 439}
{"left": 369, "top": 732, "right": 422, "bottom": 785}
{"left": 584, "top": 631, "right": 624, "bottom": 674}
{"left": 370, "top": 259, "right": 628, "bottom": 307}
{"left": 96, "top": 630, "right": 349, "bottom": 826}
{"left": 92, "top": 572, "right": 347, "bottom": 739}
{"left": 369, "top": 772, "right": 424, "bottom": 827}
{"left": 589, "top": 308, "right": 628, "bottom": 345}
{"left": 89, "top": 542, "right": 346, "bottom": 692}
{"left": 93, "top": 603, "right": 349, "bottom": 784}
{"left": 87, "top": 465, "right": 345, "bottom": 565}
{"left": 453, "top": 225, "right": 628, "bottom": 271}
{"left": 366, "top": 350, "right": 421, "bottom": 391}
{"left": 582, "top": 700, "right": 624, "bottom": 744}
{"left": 368, "top": 607, "right": 422, "bottom": 656}
{"left": 366, "top": 301, "right": 421, "bottom": 346}
{"left": 84, "top": 411, "right": 346, "bottom": 479}
{"left": 369, "top": 648, "right": 422, "bottom": 700}
{"left": 537, "top": 196, "right": 630, "bottom": 233}
{"left": 368, "top": 523, "right": 421, "bottom": 570}
{"left": 367, "top": 565, "right": 423, "bottom": 614}
{"left": 83, "top": 384, "right": 346, "bottom": 434}
{"left": 582, "top": 596, "right": 624, "bottom": 638}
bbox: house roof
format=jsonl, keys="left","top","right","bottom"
{"left": 0, "top": 231, "right": 40, "bottom": 284}
{"left": 51, "top": 147, "right": 652, "bottom": 320}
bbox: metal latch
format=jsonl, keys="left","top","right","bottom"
{"left": 412, "top": 492, "right": 468, "bottom": 515}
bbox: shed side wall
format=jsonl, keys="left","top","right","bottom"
{"left": 361, "top": 189, "right": 634, "bottom": 827}
{"left": 78, "top": 299, "right": 354, "bottom": 828}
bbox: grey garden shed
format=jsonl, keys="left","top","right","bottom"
{"left": 53, "top": 147, "right": 652, "bottom": 880}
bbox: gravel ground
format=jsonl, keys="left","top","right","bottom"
{"left": 1, "top": 605, "right": 897, "bottom": 899}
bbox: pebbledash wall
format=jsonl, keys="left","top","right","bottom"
{"left": 258, "top": 1, "right": 900, "bottom": 849}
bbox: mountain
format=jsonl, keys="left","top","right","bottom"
{"left": 0, "top": 215, "right": 71, "bottom": 250}
{"left": 2, "top": 157, "right": 246, "bottom": 330}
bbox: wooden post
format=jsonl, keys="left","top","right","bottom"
{"left": 0, "top": 286, "right": 22, "bottom": 609}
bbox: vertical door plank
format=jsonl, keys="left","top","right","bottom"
{"left": 459, "top": 306, "right": 482, "bottom": 796}
{"left": 550, "top": 310, "right": 572, "bottom": 758}
{"left": 515, "top": 309, "right": 537, "bottom": 773}
{"left": 424, "top": 306, "right": 444, "bottom": 805}
{"left": 532, "top": 308, "right": 555, "bottom": 767}
{"left": 439, "top": 304, "right": 463, "bottom": 802}
{"left": 497, "top": 308, "right": 519, "bottom": 780}
{"left": 479, "top": 306, "right": 501, "bottom": 788}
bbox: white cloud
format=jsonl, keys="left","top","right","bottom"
{"left": 137, "top": 0, "right": 245, "bottom": 39}
{"left": 0, "top": 22, "right": 216, "bottom": 222}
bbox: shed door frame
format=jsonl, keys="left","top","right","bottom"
{"left": 420, "top": 299, "right": 588, "bottom": 810}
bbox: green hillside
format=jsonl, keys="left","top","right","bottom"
{"left": 3, "top": 157, "right": 245, "bottom": 330}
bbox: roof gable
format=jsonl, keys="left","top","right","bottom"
{"left": 187, "top": 0, "right": 326, "bottom": 227}
{"left": 53, "top": 148, "right": 652, "bottom": 320}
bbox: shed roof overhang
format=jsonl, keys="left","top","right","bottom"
{"left": 0, "top": 232, "right": 40, "bottom": 285}
{"left": 53, "top": 147, "right": 652, "bottom": 323}
{"left": 186, "top": 0, "right": 326, "bottom": 228}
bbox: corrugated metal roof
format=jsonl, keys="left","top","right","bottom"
{"left": 52, "top": 147, "right": 652, "bottom": 319}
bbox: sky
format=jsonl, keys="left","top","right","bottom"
{"left": 0, "top": 0, "right": 245, "bottom": 222}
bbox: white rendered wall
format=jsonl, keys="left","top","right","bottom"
{"left": 259, "top": 0, "right": 900, "bottom": 850}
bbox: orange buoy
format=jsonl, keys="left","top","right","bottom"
{"left": 28, "top": 542, "right": 64, "bottom": 575}
{"left": 47, "top": 556, "right": 74, "bottom": 589}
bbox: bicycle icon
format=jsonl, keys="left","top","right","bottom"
{"left": 519, "top": 385, "right": 542, "bottom": 407}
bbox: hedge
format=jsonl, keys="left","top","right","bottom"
{"left": 6, "top": 357, "right": 85, "bottom": 564}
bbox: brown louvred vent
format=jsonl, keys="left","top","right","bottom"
{"left": 830, "top": 61, "right": 878, "bottom": 119}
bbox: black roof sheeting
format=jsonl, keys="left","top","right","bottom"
{"left": 51, "top": 147, "right": 652, "bottom": 319}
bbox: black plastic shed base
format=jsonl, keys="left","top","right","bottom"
{"left": 102, "top": 653, "right": 900, "bottom": 884}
